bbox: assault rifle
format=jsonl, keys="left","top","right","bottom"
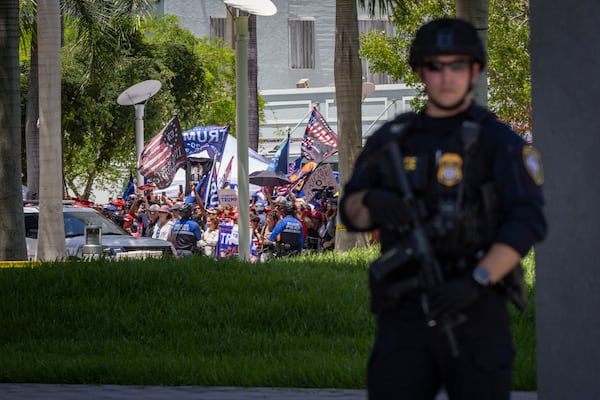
{"left": 369, "top": 137, "right": 465, "bottom": 357}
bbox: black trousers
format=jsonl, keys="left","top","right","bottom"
{"left": 367, "top": 291, "right": 514, "bottom": 400}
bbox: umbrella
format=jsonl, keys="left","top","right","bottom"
{"left": 248, "top": 170, "right": 291, "bottom": 187}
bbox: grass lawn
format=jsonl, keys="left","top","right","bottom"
{"left": 0, "top": 247, "right": 537, "bottom": 390}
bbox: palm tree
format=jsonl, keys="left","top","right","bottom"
{"left": 36, "top": 0, "right": 66, "bottom": 260}
{"left": 23, "top": 0, "right": 152, "bottom": 259}
{"left": 21, "top": 0, "right": 153, "bottom": 201}
{"left": 20, "top": 0, "right": 41, "bottom": 201}
{"left": 334, "top": 0, "right": 489, "bottom": 251}
{"left": 0, "top": 0, "right": 28, "bottom": 261}
{"left": 334, "top": 0, "right": 372, "bottom": 251}
{"left": 334, "top": 0, "right": 401, "bottom": 251}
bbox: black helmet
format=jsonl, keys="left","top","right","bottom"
{"left": 283, "top": 201, "right": 296, "bottom": 216}
{"left": 180, "top": 204, "right": 192, "bottom": 220}
{"left": 409, "top": 18, "right": 486, "bottom": 70}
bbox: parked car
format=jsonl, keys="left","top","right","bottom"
{"left": 24, "top": 203, "right": 176, "bottom": 260}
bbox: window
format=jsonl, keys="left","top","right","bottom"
{"left": 359, "top": 19, "right": 397, "bottom": 85}
{"left": 210, "top": 16, "right": 226, "bottom": 43}
{"left": 289, "top": 18, "right": 315, "bottom": 69}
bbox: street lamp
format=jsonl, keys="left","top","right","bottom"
{"left": 117, "top": 80, "right": 162, "bottom": 187}
{"left": 222, "top": 0, "right": 276, "bottom": 261}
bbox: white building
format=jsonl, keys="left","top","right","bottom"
{"left": 153, "top": 0, "right": 416, "bottom": 160}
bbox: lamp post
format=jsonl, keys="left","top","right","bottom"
{"left": 117, "top": 80, "right": 162, "bottom": 187}
{"left": 223, "top": 0, "right": 276, "bottom": 261}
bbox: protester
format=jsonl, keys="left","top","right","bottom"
{"left": 122, "top": 214, "right": 140, "bottom": 236}
{"left": 305, "top": 210, "right": 323, "bottom": 251}
{"left": 321, "top": 202, "right": 337, "bottom": 251}
{"left": 169, "top": 203, "right": 182, "bottom": 221}
{"left": 250, "top": 216, "right": 263, "bottom": 256}
{"left": 253, "top": 202, "right": 267, "bottom": 226}
{"left": 198, "top": 215, "right": 219, "bottom": 257}
{"left": 144, "top": 204, "right": 161, "bottom": 238}
{"left": 152, "top": 205, "right": 174, "bottom": 241}
{"left": 259, "top": 210, "right": 280, "bottom": 262}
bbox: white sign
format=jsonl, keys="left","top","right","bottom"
{"left": 218, "top": 189, "right": 238, "bottom": 208}
{"left": 303, "top": 164, "right": 338, "bottom": 202}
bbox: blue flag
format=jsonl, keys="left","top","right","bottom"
{"left": 267, "top": 133, "right": 290, "bottom": 174}
{"left": 287, "top": 156, "right": 303, "bottom": 178}
{"left": 182, "top": 125, "right": 229, "bottom": 157}
{"left": 122, "top": 172, "right": 135, "bottom": 199}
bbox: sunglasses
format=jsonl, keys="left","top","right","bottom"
{"left": 423, "top": 60, "right": 470, "bottom": 72}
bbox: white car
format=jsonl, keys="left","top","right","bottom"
{"left": 24, "top": 204, "right": 176, "bottom": 260}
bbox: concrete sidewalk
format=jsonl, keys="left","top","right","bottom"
{"left": 0, "top": 384, "right": 537, "bottom": 400}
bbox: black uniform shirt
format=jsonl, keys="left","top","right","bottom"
{"left": 340, "top": 104, "right": 547, "bottom": 258}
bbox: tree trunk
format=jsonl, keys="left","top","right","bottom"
{"left": 25, "top": 37, "right": 40, "bottom": 200}
{"left": 334, "top": 0, "right": 370, "bottom": 251}
{"left": 0, "top": 0, "right": 28, "bottom": 260}
{"left": 37, "top": 0, "right": 66, "bottom": 260}
{"left": 456, "top": 0, "right": 489, "bottom": 107}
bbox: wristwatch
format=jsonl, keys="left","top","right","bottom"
{"left": 472, "top": 265, "right": 492, "bottom": 286}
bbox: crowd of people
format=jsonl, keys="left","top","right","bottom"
{"left": 94, "top": 183, "right": 338, "bottom": 260}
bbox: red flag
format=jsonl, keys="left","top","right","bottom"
{"left": 301, "top": 107, "right": 338, "bottom": 162}
{"left": 137, "top": 116, "right": 186, "bottom": 189}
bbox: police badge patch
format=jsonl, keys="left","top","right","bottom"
{"left": 437, "top": 153, "right": 463, "bottom": 186}
{"left": 522, "top": 146, "right": 544, "bottom": 185}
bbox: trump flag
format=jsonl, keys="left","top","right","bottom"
{"left": 301, "top": 107, "right": 338, "bottom": 163}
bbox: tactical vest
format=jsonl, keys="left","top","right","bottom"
{"left": 172, "top": 220, "right": 199, "bottom": 252}
{"left": 394, "top": 106, "right": 498, "bottom": 273}
{"left": 278, "top": 218, "right": 302, "bottom": 250}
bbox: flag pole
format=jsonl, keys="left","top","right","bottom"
{"left": 204, "top": 153, "right": 218, "bottom": 205}
{"left": 288, "top": 102, "right": 318, "bottom": 137}
{"left": 363, "top": 98, "right": 397, "bottom": 137}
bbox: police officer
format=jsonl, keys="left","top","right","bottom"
{"left": 169, "top": 204, "right": 202, "bottom": 256}
{"left": 340, "top": 18, "right": 547, "bottom": 400}
{"left": 269, "top": 201, "right": 304, "bottom": 256}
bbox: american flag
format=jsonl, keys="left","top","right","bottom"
{"left": 137, "top": 116, "right": 186, "bottom": 189}
{"left": 301, "top": 107, "right": 338, "bottom": 163}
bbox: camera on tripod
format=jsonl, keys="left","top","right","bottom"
{"left": 312, "top": 186, "right": 335, "bottom": 208}
{"left": 312, "top": 186, "right": 334, "bottom": 200}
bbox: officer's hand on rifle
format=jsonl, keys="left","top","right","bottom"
{"left": 363, "top": 189, "right": 411, "bottom": 230}
{"left": 428, "top": 275, "right": 484, "bottom": 320}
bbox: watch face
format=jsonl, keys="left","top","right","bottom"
{"left": 473, "top": 266, "right": 491, "bottom": 286}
